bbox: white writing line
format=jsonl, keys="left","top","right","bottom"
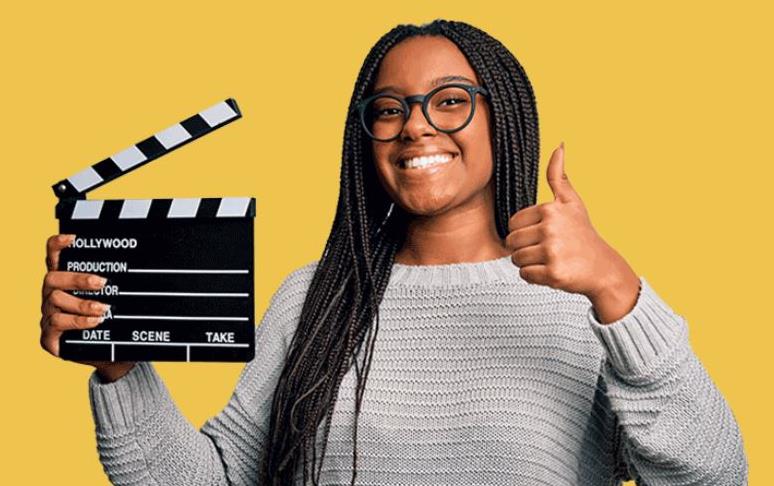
{"left": 113, "top": 315, "right": 249, "bottom": 321}
{"left": 127, "top": 269, "right": 249, "bottom": 274}
{"left": 65, "top": 340, "right": 249, "bottom": 348}
{"left": 119, "top": 291, "right": 249, "bottom": 297}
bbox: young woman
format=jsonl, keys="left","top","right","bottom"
{"left": 40, "top": 19, "right": 747, "bottom": 486}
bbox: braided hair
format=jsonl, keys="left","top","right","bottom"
{"left": 262, "top": 18, "right": 541, "bottom": 485}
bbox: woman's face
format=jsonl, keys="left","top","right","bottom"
{"left": 369, "top": 35, "right": 494, "bottom": 217}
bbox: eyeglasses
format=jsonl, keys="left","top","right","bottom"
{"left": 353, "top": 83, "right": 490, "bottom": 142}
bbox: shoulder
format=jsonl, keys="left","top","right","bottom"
{"left": 271, "top": 259, "right": 320, "bottom": 306}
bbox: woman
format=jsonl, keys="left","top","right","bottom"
{"left": 40, "top": 19, "right": 747, "bottom": 485}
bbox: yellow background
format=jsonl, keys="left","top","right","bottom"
{"left": 2, "top": 1, "right": 769, "bottom": 484}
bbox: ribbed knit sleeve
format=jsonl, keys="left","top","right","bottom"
{"left": 87, "top": 262, "right": 316, "bottom": 485}
{"left": 587, "top": 276, "right": 748, "bottom": 485}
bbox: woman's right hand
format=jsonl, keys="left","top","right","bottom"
{"left": 40, "top": 234, "right": 136, "bottom": 383}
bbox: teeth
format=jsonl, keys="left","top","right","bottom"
{"left": 402, "top": 153, "right": 453, "bottom": 169}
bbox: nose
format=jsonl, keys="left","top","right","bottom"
{"left": 400, "top": 102, "right": 436, "bottom": 141}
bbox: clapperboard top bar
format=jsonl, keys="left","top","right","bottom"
{"left": 56, "top": 197, "right": 255, "bottom": 221}
{"left": 52, "top": 99, "right": 241, "bottom": 200}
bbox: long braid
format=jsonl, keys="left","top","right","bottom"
{"left": 262, "top": 19, "right": 540, "bottom": 485}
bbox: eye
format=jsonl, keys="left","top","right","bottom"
{"left": 375, "top": 107, "right": 404, "bottom": 118}
{"left": 440, "top": 97, "right": 467, "bottom": 106}
{"left": 368, "top": 97, "right": 404, "bottom": 120}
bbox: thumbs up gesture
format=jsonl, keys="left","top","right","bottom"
{"left": 506, "top": 143, "right": 641, "bottom": 323}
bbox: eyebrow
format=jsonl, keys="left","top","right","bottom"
{"left": 372, "top": 75, "right": 477, "bottom": 95}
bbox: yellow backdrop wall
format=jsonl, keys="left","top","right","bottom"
{"left": 1, "top": 1, "right": 768, "bottom": 484}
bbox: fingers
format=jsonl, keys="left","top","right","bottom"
{"left": 505, "top": 223, "right": 542, "bottom": 251}
{"left": 41, "top": 233, "right": 112, "bottom": 359}
{"left": 508, "top": 205, "right": 542, "bottom": 232}
{"left": 46, "top": 289, "right": 110, "bottom": 317}
{"left": 546, "top": 142, "right": 581, "bottom": 204}
{"left": 42, "top": 271, "right": 106, "bottom": 300}
{"left": 507, "top": 209, "right": 551, "bottom": 270}
{"left": 49, "top": 312, "right": 105, "bottom": 331}
{"left": 510, "top": 244, "right": 547, "bottom": 268}
{"left": 517, "top": 264, "right": 551, "bottom": 287}
{"left": 40, "top": 312, "right": 104, "bottom": 357}
{"left": 46, "top": 234, "right": 76, "bottom": 271}
{"left": 546, "top": 143, "right": 566, "bottom": 196}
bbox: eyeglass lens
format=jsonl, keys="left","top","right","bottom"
{"left": 363, "top": 86, "right": 474, "bottom": 140}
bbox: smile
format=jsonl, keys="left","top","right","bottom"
{"left": 399, "top": 152, "right": 456, "bottom": 170}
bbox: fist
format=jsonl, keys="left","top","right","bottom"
{"left": 506, "top": 143, "right": 630, "bottom": 298}
{"left": 40, "top": 234, "right": 136, "bottom": 381}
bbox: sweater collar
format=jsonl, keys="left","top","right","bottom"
{"left": 388, "top": 254, "right": 520, "bottom": 288}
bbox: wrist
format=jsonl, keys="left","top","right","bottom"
{"left": 588, "top": 269, "right": 641, "bottom": 324}
{"left": 94, "top": 362, "right": 136, "bottom": 383}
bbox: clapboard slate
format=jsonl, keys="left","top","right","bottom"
{"left": 52, "top": 99, "right": 256, "bottom": 362}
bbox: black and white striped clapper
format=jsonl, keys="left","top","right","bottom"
{"left": 52, "top": 99, "right": 256, "bottom": 362}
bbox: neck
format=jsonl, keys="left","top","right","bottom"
{"left": 394, "top": 185, "right": 509, "bottom": 266}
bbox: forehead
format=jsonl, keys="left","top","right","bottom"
{"left": 374, "top": 36, "right": 480, "bottom": 93}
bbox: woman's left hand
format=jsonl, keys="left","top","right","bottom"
{"left": 505, "top": 142, "right": 641, "bottom": 323}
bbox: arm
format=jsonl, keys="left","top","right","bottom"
{"left": 88, "top": 266, "right": 312, "bottom": 485}
{"left": 89, "top": 362, "right": 230, "bottom": 485}
{"left": 587, "top": 277, "right": 748, "bottom": 485}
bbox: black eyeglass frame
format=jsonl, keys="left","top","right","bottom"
{"left": 353, "top": 83, "right": 490, "bottom": 142}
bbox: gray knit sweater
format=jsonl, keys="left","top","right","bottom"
{"left": 88, "top": 256, "right": 748, "bottom": 485}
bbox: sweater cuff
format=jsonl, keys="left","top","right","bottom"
{"left": 587, "top": 276, "right": 688, "bottom": 380}
{"left": 88, "top": 361, "right": 172, "bottom": 436}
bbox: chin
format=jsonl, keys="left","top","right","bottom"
{"left": 398, "top": 195, "right": 456, "bottom": 217}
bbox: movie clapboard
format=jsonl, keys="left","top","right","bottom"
{"left": 52, "top": 99, "right": 255, "bottom": 362}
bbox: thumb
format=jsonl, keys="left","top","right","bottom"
{"left": 546, "top": 141, "right": 577, "bottom": 203}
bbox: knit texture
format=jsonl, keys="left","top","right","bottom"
{"left": 88, "top": 256, "right": 748, "bottom": 485}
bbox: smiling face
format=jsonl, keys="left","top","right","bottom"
{"left": 369, "top": 35, "right": 495, "bottom": 217}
